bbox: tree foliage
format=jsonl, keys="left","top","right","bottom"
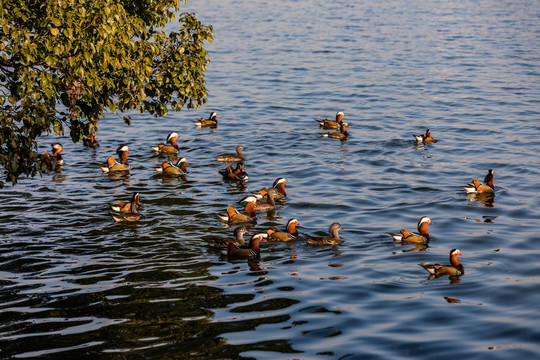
{"left": 0, "top": 0, "right": 213, "bottom": 186}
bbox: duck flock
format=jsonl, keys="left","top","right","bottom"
{"left": 42, "top": 111, "right": 496, "bottom": 279}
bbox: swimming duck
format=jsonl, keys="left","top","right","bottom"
{"left": 304, "top": 222, "right": 344, "bottom": 245}
{"left": 315, "top": 111, "right": 346, "bottom": 130}
{"left": 216, "top": 145, "right": 245, "bottom": 162}
{"left": 254, "top": 187, "right": 277, "bottom": 212}
{"left": 236, "top": 195, "right": 259, "bottom": 216}
{"left": 111, "top": 192, "right": 140, "bottom": 222}
{"left": 254, "top": 178, "right": 288, "bottom": 200}
{"left": 387, "top": 216, "right": 432, "bottom": 243}
{"left": 269, "top": 218, "right": 300, "bottom": 241}
{"left": 83, "top": 133, "right": 99, "bottom": 148}
{"left": 413, "top": 129, "right": 435, "bottom": 144}
{"left": 321, "top": 122, "right": 350, "bottom": 140}
{"left": 219, "top": 162, "right": 248, "bottom": 181}
{"left": 50, "top": 143, "right": 64, "bottom": 166}
{"left": 194, "top": 112, "right": 218, "bottom": 128}
{"left": 110, "top": 192, "right": 140, "bottom": 213}
{"left": 155, "top": 157, "right": 188, "bottom": 176}
{"left": 151, "top": 132, "right": 180, "bottom": 154}
{"left": 227, "top": 233, "right": 266, "bottom": 259}
{"left": 463, "top": 169, "right": 494, "bottom": 194}
{"left": 419, "top": 249, "right": 464, "bottom": 276}
{"left": 99, "top": 145, "right": 130, "bottom": 173}
{"left": 218, "top": 201, "right": 257, "bottom": 225}
{"left": 205, "top": 226, "right": 248, "bottom": 248}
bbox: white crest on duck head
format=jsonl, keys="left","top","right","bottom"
{"left": 167, "top": 132, "right": 179, "bottom": 143}
{"left": 273, "top": 178, "right": 287, "bottom": 188}
{"left": 175, "top": 157, "right": 187, "bottom": 165}
{"left": 251, "top": 233, "right": 266, "bottom": 242}
{"left": 417, "top": 216, "right": 432, "bottom": 229}
{"left": 209, "top": 112, "right": 217, "bottom": 120}
{"left": 239, "top": 195, "right": 258, "bottom": 206}
{"left": 336, "top": 111, "right": 346, "bottom": 117}
{"left": 116, "top": 144, "right": 129, "bottom": 153}
{"left": 450, "top": 249, "right": 462, "bottom": 256}
{"left": 287, "top": 218, "right": 299, "bottom": 226}
{"left": 52, "top": 143, "right": 63, "bottom": 150}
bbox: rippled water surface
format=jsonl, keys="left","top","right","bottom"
{"left": 1, "top": 0, "right": 540, "bottom": 358}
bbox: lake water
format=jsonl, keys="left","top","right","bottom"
{"left": 1, "top": 0, "right": 540, "bottom": 358}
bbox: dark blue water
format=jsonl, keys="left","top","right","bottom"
{"left": 1, "top": 0, "right": 540, "bottom": 358}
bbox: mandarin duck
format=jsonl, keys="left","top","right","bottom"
{"left": 218, "top": 200, "right": 257, "bottom": 225}
{"left": 227, "top": 233, "right": 266, "bottom": 259}
{"left": 83, "top": 133, "right": 99, "bottom": 148}
{"left": 419, "top": 249, "right": 464, "bottom": 276}
{"left": 205, "top": 226, "right": 248, "bottom": 248}
{"left": 99, "top": 144, "right": 130, "bottom": 173}
{"left": 46, "top": 143, "right": 64, "bottom": 166}
{"left": 304, "top": 222, "right": 344, "bottom": 245}
{"left": 463, "top": 169, "right": 494, "bottom": 194}
{"left": 219, "top": 162, "right": 248, "bottom": 181}
{"left": 413, "top": 129, "right": 435, "bottom": 144}
{"left": 321, "top": 122, "right": 350, "bottom": 140}
{"left": 155, "top": 157, "right": 187, "bottom": 177}
{"left": 315, "top": 111, "right": 346, "bottom": 130}
{"left": 388, "top": 216, "right": 432, "bottom": 244}
{"left": 254, "top": 187, "right": 277, "bottom": 212}
{"left": 254, "top": 178, "right": 288, "bottom": 200}
{"left": 111, "top": 192, "right": 140, "bottom": 222}
{"left": 110, "top": 192, "right": 140, "bottom": 213}
{"left": 151, "top": 132, "right": 180, "bottom": 154}
{"left": 194, "top": 112, "right": 218, "bottom": 128}
{"left": 269, "top": 218, "right": 300, "bottom": 241}
{"left": 216, "top": 145, "right": 245, "bottom": 162}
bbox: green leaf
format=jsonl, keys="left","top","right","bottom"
{"left": 0, "top": 0, "right": 212, "bottom": 186}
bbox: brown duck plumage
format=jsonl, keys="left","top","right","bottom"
{"left": 111, "top": 192, "right": 140, "bottom": 222}
{"left": 304, "top": 222, "right": 343, "bottom": 245}
{"left": 463, "top": 170, "right": 494, "bottom": 194}
{"left": 151, "top": 132, "right": 180, "bottom": 154}
{"left": 100, "top": 145, "right": 130, "bottom": 173}
{"left": 269, "top": 218, "right": 300, "bottom": 241}
{"left": 216, "top": 146, "right": 245, "bottom": 162}
{"left": 255, "top": 188, "right": 277, "bottom": 212}
{"left": 321, "top": 122, "right": 350, "bottom": 140}
{"left": 194, "top": 112, "right": 218, "bottom": 128}
{"left": 110, "top": 192, "right": 140, "bottom": 213}
{"left": 420, "top": 249, "right": 464, "bottom": 276}
{"left": 315, "top": 111, "right": 346, "bottom": 130}
{"left": 206, "top": 226, "right": 248, "bottom": 248}
{"left": 387, "top": 216, "right": 432, "bottom": 244}
{"left": 414, "top": 129, "right": 435, "bottom": 144}
{"left": 227, "top": 233, "right": 265, "bottom": 259}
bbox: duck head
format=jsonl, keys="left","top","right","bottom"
{"left": 484, "top": 169, "right": 494, "bottom": 188}
{"left": 417, "top": 216, "right": 432, "bottom": 236}
{"left": 174, "top": 157, "right": 188, "bottom": 172}
{"left": 249, "top": 233, "right": 266, "bottom": 251}
{"left": 239, "top": 195, "right": 258, "bottom": 207}
{"left": 286, "top": 218, "right": 300, "bottom": 234}
{"left": 116, "top": 144, "right": 129, "bottom": 165}
{"left": 449, "top": 249, "right": 462, "bottom": 266}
